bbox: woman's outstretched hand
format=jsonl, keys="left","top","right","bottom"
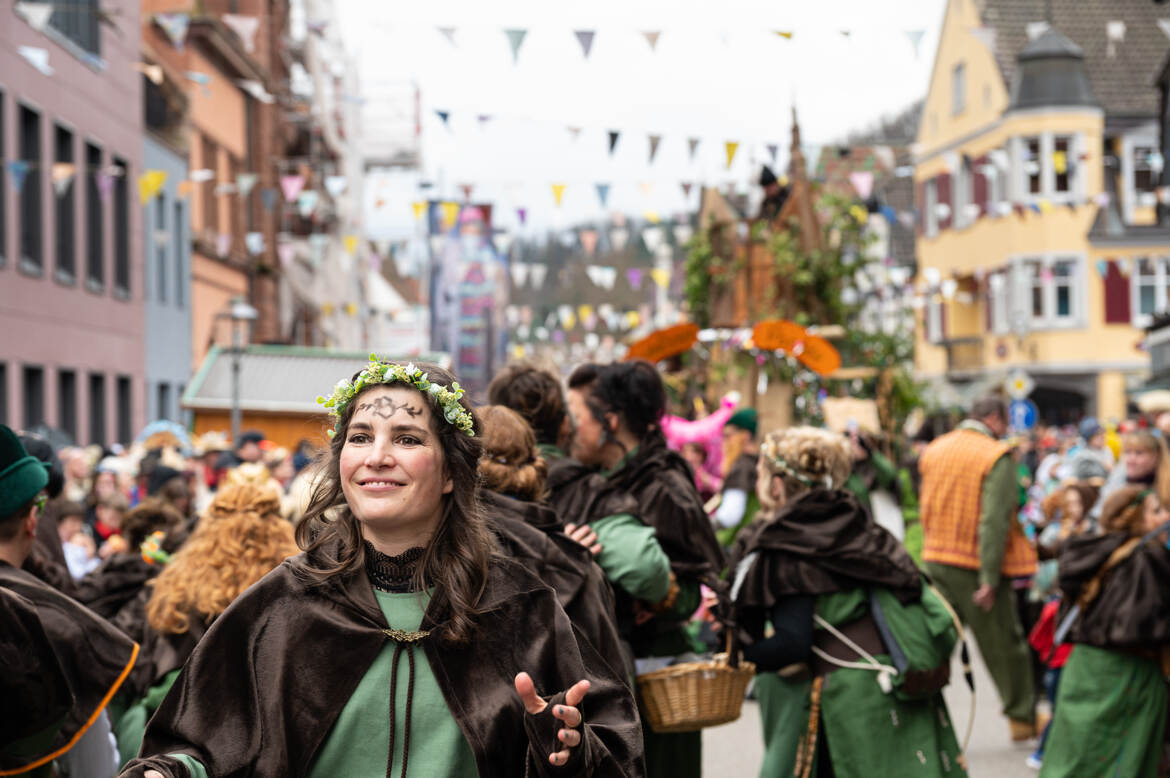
{"left": 514, "top": 672, "right": 590, "bottom": 766}
{"left": 564, "top": 523, "right": 602, "bottom": 556}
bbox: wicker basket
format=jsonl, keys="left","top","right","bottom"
{"left": 636, "top": 638, "right": 756, "bottom": 734}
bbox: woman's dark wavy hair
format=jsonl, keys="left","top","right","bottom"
{"left": 568, "top": 359, "right": 667, "bottom": 443}
{"left": 294, "top": 362, "right": 493, "bottom": 644}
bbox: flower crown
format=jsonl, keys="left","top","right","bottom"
{"left": 761, "top": 439, "right": 835, "bottom": 490}
{"left": 317, "top": 356, "right": 476, "bottom": 437}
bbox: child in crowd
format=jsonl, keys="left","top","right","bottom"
{"left": 54, "top": 498, "right": 99, "bottom": 579}
{"left": 93, "top": 492, "right": 130, "bottom": 558}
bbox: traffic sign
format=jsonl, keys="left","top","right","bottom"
{"left": 1009, "top": 399, "right": 1038, "bottom": 431}
{"left": 1005, "top": 370, "right": 1035, "bottom": 400}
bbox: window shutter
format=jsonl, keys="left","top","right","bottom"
{"left": 940, "top": 300, "right": 948, "bottom": 340}
{"left": 916, "top": 180, "right": 924, "bottom": 236}
{"left": 973, "top": 155, "right": 989, "bottom": 217}
{"left": 937, "top": 173, "right": 952, "bottom": 230}
{"left": 1103, "top": 259, "right": 1131, "bottom": 324}
{"left": 985, "top": 278, "right": 993, "bottom": 330}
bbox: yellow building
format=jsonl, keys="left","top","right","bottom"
{"left": 914, "top": 0, "right": 1170, "bottom": 422}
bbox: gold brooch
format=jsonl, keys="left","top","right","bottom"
{"left": 383, "top": 628, "right": 431, "bottom": 644}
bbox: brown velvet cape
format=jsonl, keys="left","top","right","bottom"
{"left": 1057, "top": 531, "right": 1170, "bottom": 649}
{"left": 0, "top": 562, "right": 139, "bottom": 775}
{"left": 76, "top": 553, "right": 161, "bottom": 639}
{"left": 120, "top": 549, "right": 645, "bottom": 777}
{"left": 481, "top": 490, "right": 627, "bottom": 678}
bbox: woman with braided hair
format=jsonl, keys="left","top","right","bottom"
{"left": 730, "top": 427, "right": 966, "bottom": 778}
{"left": 120, "top": 359, "right": 642, "bottom": 778}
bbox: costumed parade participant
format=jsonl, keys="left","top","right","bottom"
{"left": 121, "top": 359, "right": 642, "bottom": 778}
{"left": 113, "top": 465, "right": 299, "bottom": 767}
{"left": 0, "top": 424, "right": 138, "bottom": 778}
{"left": 558, "top": 361, "right": 726, "bottom": 778}
{"left": 730, "top": 427, "right": 966, "bottom": 778}
{"left": 476, "top": 404, "right": 626, "bottom": 677}
{"left": 488, "top": 362, "right": 574, "bottom": 464}
{"left": 713, "top": 408, "right": 761, "bottom": 547}
{"left": 1039, "top": 485, "right": 1170, "bottom": 777}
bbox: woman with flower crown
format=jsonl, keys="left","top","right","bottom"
{"left": 119, "top": 358, "right": 643, "bottom": 778}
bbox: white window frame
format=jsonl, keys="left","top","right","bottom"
{"left": 926, "top": 297, "right": 944, "bottom": 344}
{"left": 1009, "top": 254, "right": 1085, "bottom": 331}
{"left": 1013, "top": 132, "right": 1083, "bottom": 205}
{"left": 952, "top": 62, "right": 966, "bottom": 116}
{"left": 988, "top": 271, "right": 1009, "bottom": 334}
{"left": 985, "top": 152, "right": 1006, "bottom": 213}
{"left": 1130, "top": 256, "right": 1170, "bottom": 328}
{"left": 1120, "top": 128, "right": 1160, "bottom": 222}
{"left": 954, "top": 158, "right": 974, "bottom": 229}
{"left": 924, "top": 179, "right": 938, "bottom": 237}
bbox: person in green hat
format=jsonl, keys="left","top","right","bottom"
{"left": 713, "top": 408, "right": 762, "bottom": 547}
{"left": 0, "top": 424, "right": 138, "bottom": 778}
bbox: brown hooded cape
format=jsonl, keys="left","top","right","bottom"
{"left": 480, "top": 490, "right": 626, "bottom": 678}
{"left": 76, "top": 553, "right": 161, "bottom": 640}
{"left": 0, "top": 562, "right": 138, "bottom": 775}
{"left": 119, "top": 548, "right": 645, "bottom": 777}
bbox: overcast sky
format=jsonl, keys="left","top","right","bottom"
{"left": 336, "top": 0, "right": 946, "bottom": 238}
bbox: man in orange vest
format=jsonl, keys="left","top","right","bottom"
{"left": 919, "top": 396, "right": 1040, "bottom": 741}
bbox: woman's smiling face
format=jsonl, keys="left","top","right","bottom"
{"left": 339, "top": 385, "right": 452, "bottom": 535}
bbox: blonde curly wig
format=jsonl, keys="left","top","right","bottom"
{"left": 760, "top": 426, "right": 853, "bottom": 493}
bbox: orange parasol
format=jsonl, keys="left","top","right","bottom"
{"left": 624, "top": 323, "right": 700, "bottom": 363}
{"left": 795, "top": 334, "right": 841, "bottom": 376}
{"left": 752, "top": 319, "right": 807, "bottom": 352}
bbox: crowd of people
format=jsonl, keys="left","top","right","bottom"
{"left": 1, "top": 355, "right": 1167, "bottom": 777}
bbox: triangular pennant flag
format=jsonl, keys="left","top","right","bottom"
{"left": 343, "top": 235, "right": 359, "bottom": 255}
{"left": 611, "top": 227, "right": 629, "bottom": 252}
{"left": 440, "top": 201, "right": 460, "bottom": 229}
{"left": 574, "top": 30, "right": 595, "bottom": 58}
{"left": 154, "top": 12, "right": 190, "bottom": 48}
{"left": 673, "top": 224, "right": 693, "bottom": 245}
{"left": 608, "top": 131, "right": 620, "bottom": 155}
{"left": 529, "top": 264, "right": 547, "bottom": 289}
{"left": 297, "top": 191, "right": 319, "bottom": 218}
{"left": 649, "top": 134, "right": 662, "bottom": 164}
{"left": 626, "top": 267, "right": 643, "bottom": 289}
{"left": 438, "top": 26, "right": 457, "bottom": 45}
{"left": 280, "top": 175, "right": 305, "bottom": 202}
{"left": 687, "top": 138, "right": 700, "bottom": 160}
{"left": 429, "top": 235, "right": 445, "bottom": 256}
{"left": 642, "top": 226, "right": 664, "bottom": 253}
{"left": 567, "top": 126, "right": 582, "bottom": 141}
{"left": 905, "top": 29, "right": 925, "bottom": 58}
{"left": 1159, "top": 19, "right": 1170, "bottom": 41}
{"left": 601, "top": 267, "right": 618, "bottom": 290}
{"left": 848, "top": 171, "right": 874, "bottom": 200}
{"left": 245, "top": 231, "right": 265, "bottom": 255}
{"left": 260, "top": 187, "right": 278, "bottom": 212}
{"left": 411, "top": 201, "right": 426, "bottom": 220}
{"left": 214, "top": 182, "right": 237, "bottom": 196}
{"left": 477, "top": 114, "right": 492, "bottom": 127}
{"left": 7, "top": 161, "right": 30, "bottom": 193}
{"left": 493, "top": 233, "right": 514, "bottom": 256}
{"left": 510, "top": 261, "right": 530, "bottom": 287}
{"left": 216, "top": 233, "right": 232, "bottom": 257}
{"left": 236, "top": 173, "right": 258, "bottom": 197}
{"left": 551, "top": 184, "right": 567, "bottom": 207}
{"left": 766, "top": 144, "right": 779, "bottom": 164}
{"left": 435, "top": 110, "right": 450, "bottom": 127}
{"left": 16, "top": 2, "right": 54, "bottom": 32}
{"left": 18, "top": 46, "right": 53, "bottom": 76}
{"left": 459, "top": 183, "right": 474, "bottom": 201}
{"left": 724, "top": 141, "right": 739, "bottom": 170}
{"left": 773, "top": 31, "right": 794, "bottom": 40}
{"left": 325, "top": 175, "right": 347, "bottom": 197}
{"left": 190, "top": 168, "right": 214, "bottom": 183}
{"left": 222, "top": 14, "right": 260, "bottom": 53}
{"left": 969, "top": 26, "right": 996, "bottom": 53}
{"left": 50, "top": 163, "right": 75, "bottom": 196}
{"left": 642, "top": 31, "right": 661, "bottom": 50}
{"left": 138, "top": 170, "right": 168, "bottom": 204}
{"left": 643, "top": 210, "right": 660, "bottom": 224}
{"left": 681, "top": 182, "right": 693, "bottom": 198}
{"left": 595, "top": 183, "right": 611, "bottom": 207}
{"left": 517, "top": 207, "right": 527, "bottom": 225}
{"left": 133, "top": 62, "right": 164, "bottom": 85}
{"left": 237, "top": 80, "right": 274, "bottom": 104}
{"left": 639, "top": 182, "right": 654, "bottom": 198}
{"left": 185, "top": 70, "right": 211, "bottom": 86}
{"left": 580, "top": 230, "right": 599, "bottom": 256}
{"left": 650, "top": 268, "right": 671, "bottom": 289}
{"left": 504, "top": 29, "right": 527, "bottom": 63}
{"left": 276, "top": 242, "right": 296, "bottom": 267}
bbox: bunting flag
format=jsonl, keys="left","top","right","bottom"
{"left": 650, "top": 268, "right": 672, "bottom": 289}
{"left": 438, "top": 26, "right": 456, "bottom": 45}
{"left": 411, "top": 201, "right": 427, "bottom": 220}
{"left": 607, "top": 131, "right": 620, "bottom": 156}
{"left": 773, "top": 31, "right": 794, "bottom": 39}
{"left": 245, "top": 231, "right": 265, "bottom": 255}
{"left": 325, "top": 175, "right": 347, "bottom": 197}
{"left": 1159, "top": 19, "right": 1170, "bottom": 42}
{"left": 18, "top": 46, "right": 53, "bottom": 76}
{"left": 517, "top": 207, "right": 527, "bottom": 225}
{"left": 642, "top": 31, "right": 661, "bottom": 50}
{"left": 15, "top": 2, "right": 53, "bottom": 32}
{"left": 510, "top": 261, "right": 530, "bottom": 287}
{"left": 222, "top": 14, "right": 260, "bottom": 53}
{"left": 276, "top": 241, "right": 296, "bottom": 268}
{"left": 724, "top": 141, "right": 739, "bottom": 170}
{"left": 7, "top": 161, "right": 30, "bottom": 193}
{"left": 260, "top": 187, "right": 278, "bottom": 212}
{"left": 50, "top": 163, "right": 75, "bottom": 196}
{"left": 154, "top": 12, "right": 190, "bottom": 48}
{"left": 595, "top": 183, "right": 611, "bottom": 207}
{"left": 505, "top": 29, "right": 527, "bottom": 63}
{"left": 766, "top": 144, "right": 779, "bottom": 164}
{"left": 848, "top": 171, "right": 874, "bottom": 200}
{"left": 190, "top": 168, "right": 215, "bottom": 183}
{"left": 216, "top": 233, "right": 232, "bottom": 257}
{"left": 280, "top": 175, "right": 305, "bottom": 202}
{"left": 673, "top": 224, "right": 693, "bottom": 245}
{"left": 552, "top": 184, "right": 567, "bottom": 207}
{"left": 969, "top": 26, "right": 996, "bottom": 53}
{"left": 493, "top": 233, "right": 514, "bottom": 256}
{"left": 580, "top": 229, "right": 599, "bottom": 256}
{"left": 575, "top": 30, "right": 595, "bottom": 58}
{"left": 681, "top": 182, "right": 693, "bottom": 198}
{"left": 458, "top": 183, "right": 474, "bottom": 201}
{"left": 648, "top": 134, "right": 662, "bottom": 164}
{"left": 440, "top": 201, "right": 460, "bottom": 229}
{"left": 477, "top": 114, "right": 492, "bottom": 127}
{"left": 567, "top": 126, "right": 582, "bottom": 141}
{"left": 611, "top": 227, "right": 630, "bottom": 252}
{"left": 138, "top": 170, "right": 167, "bottom": 204}
{"left": 643, "top": 210, "right": 660, "bottom": 224}
{"left": 176, "top": 180, "right": 193, "bottom": 198}
{"left": 687, "top": 138, "right": 700, "bottom": 160}
{"left": 435, "top": 110, "right": 450, "bottom": 127}
{"left": 297, "top": 191, "right": 319, "bottom": 218}
{"left": 429, "top": 235, "right": 445, "bottom": 256}
{"left": 343, "top": 235, "right": 359, "bottom": 255}
{"left": 625, "top": 311, "right": 641, "bottom": 329}
{"left": 236, "top": 173, "right": 258, "bottom": 197}
{"left": 905, "top": 29, "right": 925, "bottom": 58}
{"left": 639, "top": 182, "right": 654, "bottom": 198}
{"left": 1053, "top": 150, "right": 1068, "bottom": 175}
{"left": 185, "top": 70, "right": 211, "bottom": 86}
{"left": 529, "top": 264, "right": 547, "bottom": 288}
{"left": 642, "top": 226, "right": 664, "bottom": 253}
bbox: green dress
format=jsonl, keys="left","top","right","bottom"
{"left": 755, "top": 590, "right": 966, "bottom": 778}
{"left": 1039, "top": 645, "right": 1167, "bottom": 778}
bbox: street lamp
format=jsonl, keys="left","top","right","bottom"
{"left": 217, "top": 297, "right": 258, "bottom": 444}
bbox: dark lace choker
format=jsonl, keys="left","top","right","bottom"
{"left": 364, "top": 543, "right": 425, "bottom": 593}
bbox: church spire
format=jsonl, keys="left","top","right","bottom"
{"left": 787, "top": 105, "right": 807, "bottom": 182}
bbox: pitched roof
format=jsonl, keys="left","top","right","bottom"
{"left": 979, "top": 0, "right": 1168, "bottom": 117}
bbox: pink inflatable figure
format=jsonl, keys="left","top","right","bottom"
{"left": 660, "top": 392, "right": 740, "bottom": 482}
